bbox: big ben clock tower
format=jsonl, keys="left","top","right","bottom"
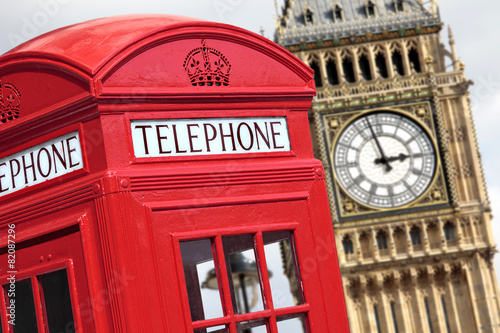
{"left": 276, "top": 0, "right": 500, "bottom": 332}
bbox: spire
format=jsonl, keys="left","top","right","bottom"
{"left": 448, "top": 25, "right": 460, "bottom": 71}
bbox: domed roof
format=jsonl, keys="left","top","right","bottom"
{"left": 1, "top": 14, "right": 206, "bottom": 75}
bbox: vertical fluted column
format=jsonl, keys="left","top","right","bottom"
{"left": 428, "top": 271, "right": 448, "bottom": 333}
{"left": 372, "top": 228, "right": 380, "bottom": 261}
{"left": 443, "top": 264, "right": 462, "bottom": 333}
{"left": 455, "top": 217, "right": 464, "bottom": 249}
{"left": 421, "top": 220, "right": 430, "bottom": 253}
{"left": 337, "top": 232, "right": 346, "bottom": 264}
{"left": 377, "top": 274, "right": 395, "bottom": 333}
{"left": 317, "top": 51, "right": 328, "bottom": 87}
{"left": 438, "top": 218, "right": 447, "bottom": 252}
{"left": 401, "top": 42, "right": 411, "bottom": 75}
{"left": 352, "top": 47, "right": 361, "bottom": 82}
{"left": 384, "top": 43, "right": 395, "bottom": 78}
{"left": 410, "top": 268, "right": 429, "bottom": 333}
{"left": 464, "top": 261, "right": 482, "bottom": 330}
{"left": 405, "top": 224, "right": 414, "bottom": 257}
{"left": 354, "top": 230, "right": 362, "bottom": 264}
{"left": 368, "top": 44, "right": 377, "bottom": 80}
{"left": 361, "top": 275, "right": 379, "bottom": 332}
{"left": 388, "top": 226, "right": 396, "bottom": 259}
{"left": 335, "top": 50, "right": 345, "bottom": 84}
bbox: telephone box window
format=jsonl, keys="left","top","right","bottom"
{"left": 277, "top": 314, "right": 308, "bottom": 332}
{"left": 39, "top": 269, "right": 75, "bottom": 333}
{"left": 2, "top": 268, "right": 76, "bottom": 333}
{"left": 194, "top": 325, "right": 228, "bottom": 333}
{"left": 6, "top": 278, "right": 38, "bottom": 333}
{"left": 179, "top": 230, "right": 309, "bottom": 332}
{"left": 235, "top": 318, "right": 268, "bottom": 332}
{"left": 263, "top": 231, "right": 303, "bottom": 308}
{"left": 222, "top": 234, "right": 264, "bottom": 314}
{"left": 180, "top": 238, "right": 224, "bottom": 321}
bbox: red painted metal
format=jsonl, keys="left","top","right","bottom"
{"left": 0, "top": 14, "right": 349, "bottom": 332}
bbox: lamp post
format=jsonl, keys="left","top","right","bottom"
{"left": 202, "top": 253, "right": 271, "bottom": 332}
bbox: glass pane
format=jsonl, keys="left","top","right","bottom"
{"left": 277, "top": 314, "right": 307, "bottom": 332}
{"left": 39, "top": 269, "right": 75, "bottom": 333}
{"left": 5, "top": 278, "right": 38, "bottom": 333}
{"left": 194, "top": 325, "right": 228, "bottom": 333}
{"left": 263, "top": 231, "right": 303, "bottom": 307}
{"left": 236, "top": 318, "right": 268, "bottom": 333}
{"left": 222, "top": 234, "right": 264, "bottom": 314}
{"left": 180, "top": 239, "right": 224, "bottom": 321}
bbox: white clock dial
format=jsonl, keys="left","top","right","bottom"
{"left": 333, "top": 112, "right": 437, "bottom": 209}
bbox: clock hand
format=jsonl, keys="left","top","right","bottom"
{"left": 375, "top": 153, "right": 409, "bottom": 164}
{"left": 366, "top": 117, "right": 392, "bottom": 172}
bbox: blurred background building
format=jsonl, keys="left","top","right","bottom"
{"left": 275, "top": 0, "right": 500, "bottom": 331}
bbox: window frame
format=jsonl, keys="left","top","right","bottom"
{"left": 0, "top": 259, "right": 82, "bottom": 333}
{"left": 172, "top": 223, "right": 310, "bottom": 333}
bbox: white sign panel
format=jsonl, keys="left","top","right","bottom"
{"left": 0, "top": 131, "right": 84, "bottom": 197}
{"left": 131, "top": 117, "right": 291, "bottom": 158}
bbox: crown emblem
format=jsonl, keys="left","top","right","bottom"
{"left": 0, "top": 79, "right": 21, "bottom": 124}
{"left": 183, "top": 40, "right": 231, "bottom": 87}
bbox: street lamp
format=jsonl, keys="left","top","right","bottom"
{"left": 202, "top": 253, "right": 272, "bottom": 332}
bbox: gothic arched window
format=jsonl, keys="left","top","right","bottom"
{"left": 309, "top": 61, "right": 323, "bottom": 88}
{"left": 376, "top": 231, "right": 388, "bottom": 250}
{"left": 359, "top": 54, "right": 372, "bottom": 80}
{"left": 342, "top": 56, "right": 356, "bottom": 83}
{"left": 410, "top": 227, "right": 422, "bottom": 245}
{"left": 326, "top": 60, "right": 340, "bottom": 85}
{"left": 375, "top": 52, "right": 389, "bottom": 78}
{"left": 343, "top": 236, "right": 354, "bottom": 254}
{"left": 408, "top": 48, "right": 421, "bottom": 73}
{"left": 392, "top": 49, "right": 405, "bottom": 76}
{"left": 444, "top": 222, "right": 456, "bottom": 241}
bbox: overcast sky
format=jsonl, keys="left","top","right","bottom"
{"left": 1, "top": 0, "right": 500, "bottom": 284}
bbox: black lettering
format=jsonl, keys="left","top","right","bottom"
{"left": 66, "top": 136, "right": 81, "bottom": 168}
{"left": 204, "top": 123, "right": 217, "bottom": 152}
{"left": 37, "top": 148, "right": 52, "bottom": 178}
{"left": 51, "top": 142, "right": 66, "bottom": 173}
{"left": 9, "top": 159, "right": 20, "bottom": 189}
{"left": 187, "top": 124, "right": 202, "bottom": 153}
{"left": 254, "top": 122, "right": 271, "bottom": 149}
{"left": 22, "top": 152, "right": 37, "bottom": 185}
{"left": 219, "top": 123, "right": 236, "bottom": 152}
{"left": 172, "top": 125, "right": 187, "bottom": 153}
{"left": 0, "top": 162, "right": 9, "bottom": 193}
{"left": 155, "top": 125, "right": 172, "bottom": 154}
{"left": 270, "top": 121, "right": 285, "bottom": 149}
{"left": 237, "top": 122, "right": 253, "bottom": 151}
{"left": 134, "top": 125, "right": 152, "bottom": 155}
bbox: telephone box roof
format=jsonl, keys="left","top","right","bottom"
{"left": 1, "top": 14, "right": 211, "bottom": 75}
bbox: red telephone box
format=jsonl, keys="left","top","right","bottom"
{"left": 0, "top": 15, "right": 349, "bottom": 332}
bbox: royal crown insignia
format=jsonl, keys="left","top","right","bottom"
{"left": 0, "top": 79, "right": 21, "bottom": 124}
{"left": 183, "top": 39, "right": 231, "bottom": 87}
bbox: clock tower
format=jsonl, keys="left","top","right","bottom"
{"left": 276, "top": 0, "right": 500, "bottom": 332}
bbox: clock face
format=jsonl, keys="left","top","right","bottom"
{"left": 333, "top": 112, "right": 437, "bottom": 209}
